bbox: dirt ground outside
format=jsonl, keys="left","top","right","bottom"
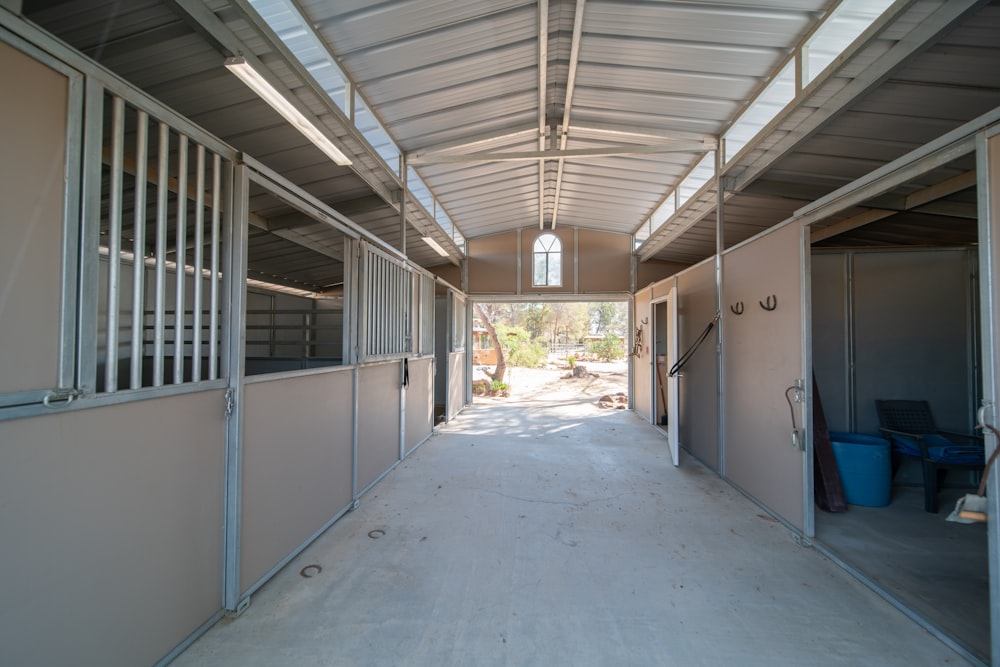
{"left": 472, "top": 355, "right": 629, "bottom": 409}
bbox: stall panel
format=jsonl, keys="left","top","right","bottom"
{"left": 240, "top": 369, "right": 354, "bottom": 593}
{"left": 633, "top": 288, "right": 652, "bottom": 421}
{"left": 0, "top": 391, "right": 225, "bottom": 667}
{"left": 677, "top": 260, "right": 719, "bottom": 470}
{"left": 358, "top": 362, "right": 402, "bottom": 492}
{"left": 0, "top": 41, "right": 69, "bottom": 396}
{"left": 811, "top": 252, "right": 850, "bottom": 430}
{"left": 723, "top": 222, "right": 806, "bottom": 531}
{"left": 853, "top": 250, "right": 974, "bottom": 434}
{"left": 405, "top": 357, "right": 434, "bottom": 454}
{"left": 448, "top": 351, "right": 466, "bottom": 420}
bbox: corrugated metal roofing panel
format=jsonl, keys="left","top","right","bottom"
{"left": 23, "top": 0, "right": 1000, "bottom": 275}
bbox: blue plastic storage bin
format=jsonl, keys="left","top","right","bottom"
{"left": 828, "top": 432, "right": 892, "bottom": 507}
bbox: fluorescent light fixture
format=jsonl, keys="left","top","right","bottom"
{"left": 225, "top": 56, "right": 352, "bottom": 166}
{"left": 422, "top": 236, "right": 450, "bottom": 257}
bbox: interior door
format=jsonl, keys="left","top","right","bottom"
{"left": 667, "top": 285, "right": 680, "bottom": 466}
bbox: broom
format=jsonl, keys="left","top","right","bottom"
{"left": 946, "top": 423, "right": 1000, "bottom": 523}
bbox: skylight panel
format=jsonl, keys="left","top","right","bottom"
{"left": 248, "top": 0, "right": 350, "bottom": 115}
{"left": 676, "top": 153, "right": 715, "bottom": 209}
{"left": 804, "top": 0, "right": 895, "bottom": 86}
{"left": 724, "top": 61, "right": 795, "bottom": 163}
{"left": 355, "top": 97, "right": 401, "bottom": 176}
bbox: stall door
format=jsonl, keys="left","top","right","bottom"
{"left": 722, "top": 222, "right": 809, "bottom": 533}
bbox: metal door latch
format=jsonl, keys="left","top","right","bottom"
{"left": 43, "top": 387, "right": 80, "bottom": 408}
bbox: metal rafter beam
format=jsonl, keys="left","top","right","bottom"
{"left": 550, "top": 0, "right": 586, "bottom": 230}
{"left": 537, "top": 0, "right": 548, "bottom": 230}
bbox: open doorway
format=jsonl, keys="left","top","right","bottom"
{"left": 470, "top": 301, "right": 630, "bottom": 408}
{"left": 808, "top": 154, "right": 989, "bottom": 663}
{"left": 650, "top": 287, "right": 680, "bottom": 467}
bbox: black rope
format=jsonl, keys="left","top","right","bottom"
{"left": 667, "top": 313, "right": 720, "bottom": 378}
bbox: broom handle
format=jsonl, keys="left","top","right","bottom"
{"left": 977, "top": 423, "right": 1000, "bottom": 497}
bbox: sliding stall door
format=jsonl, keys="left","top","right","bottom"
{"left": 723, "top": 222, "right": 809, "bottom": 533}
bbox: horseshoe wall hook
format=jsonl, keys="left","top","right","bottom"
{"left": 730, "top": 302, "right": 744, "bottom": 315}
{"left": 760, "top": 295, "right": 777, "bottom": 311}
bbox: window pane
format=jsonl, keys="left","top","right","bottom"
{"left": 533, "top": 253, "right": 547, "bottom": 285}
{"left": 547, "top": 253, "right": 561, "bottom": 286}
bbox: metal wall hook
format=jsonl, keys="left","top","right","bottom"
{"left": 760, "top": 295, "right": 777, "bottom": 311}
{"left": 730, "top": 302, "right": 744, "bottom": 315}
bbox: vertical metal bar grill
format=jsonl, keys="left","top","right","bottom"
{"left": 94, "top": 92, "right": 228, "bottom": 393}
{"left": 361, "top": 247, "right": 415, "bottom": 360}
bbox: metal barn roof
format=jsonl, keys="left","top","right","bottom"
{"left": 20, "top": 0, "right": 1000, "bottom": 279}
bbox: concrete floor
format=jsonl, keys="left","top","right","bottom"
{"left": 817, "top": 484, "right": 989, "bottom": 663}
{"left": 174, "top": 396, "right": 972, "bottom": 666}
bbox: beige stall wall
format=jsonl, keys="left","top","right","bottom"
{"left": 723, "top": 222, "right": 806, "bottom": 531}
{"left": 677, "top": 260, "right": 719, "bottom": 470}
{"left": 468, "top": 231, "right": 518, "bottom": 293}
{"left": 638, "top": 259, "right": 689, "bottom": 290}
{"left": 358, "top": 362, "right": 403, "bottom": 491}
{"left": 240, "top": 369, "right": 355, "bottom": 593}
{"left": 633, "top": 288, "right": 653, "bottom": 421}
{"left": 405, "top": 357, "right": 434, "bottom": 454}
{"left": 578, "top": 229, "right": 631, "bottom": 293}
{"left": 0, "top": 391, "right": 225, "bottom": 667}
{"left": 0, "top": 41, "right": 66, "bottom": 394}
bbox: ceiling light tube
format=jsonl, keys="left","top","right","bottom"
{"left": 225, "top": 56, "right": 352, "bottom": 166}
{"left": 422, "top": 236, "right": 450, "bottom": 257}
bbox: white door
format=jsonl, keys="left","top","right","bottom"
{"left": 651, "top": 288, "right": 681, "bottom": 466}
{"left": 667, "top": 286, "right": 680, "bottom": 465}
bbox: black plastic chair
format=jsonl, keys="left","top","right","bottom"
{"left": 874, "top": 399, "right": 984, "bottom": 513}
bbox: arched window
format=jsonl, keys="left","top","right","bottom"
{"left": 532, "top": 233, "right": 562, "bottom": 287}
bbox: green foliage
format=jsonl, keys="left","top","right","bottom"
{"left": 495, "top": 325, "right": 547, "bottom": 368}
{"left": 588, "top": 332, "right": 626, "bottom": 361}
{"left": 490, "top": 380, "right": 509, "bottom": 392}
{"left": 567, "top": 355, "right": 576, "bottom": 368}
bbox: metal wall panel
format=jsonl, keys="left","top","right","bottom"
{"left": 239, "top": 370, "right": 355, "bottom": 594}
{"left": 0, "top": 41, "right": 67, "bottom": 395}
{"left": 467, "top": 231, "right": 518, "bottom": 294}
{"left": 0, "top": 391, "right": 225, "bottom": 667}
{"left": 677, "top": 261, "right": 719, "bottom": 471}
{"left": 357, "top": 362, "right": 402, "bottom": 492}
{"left": 577, "top": 229, "right": 631, "bottom": 293}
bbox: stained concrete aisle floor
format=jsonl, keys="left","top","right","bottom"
{"left": 174, "top": 396, "right": 971, "bottom": 666}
